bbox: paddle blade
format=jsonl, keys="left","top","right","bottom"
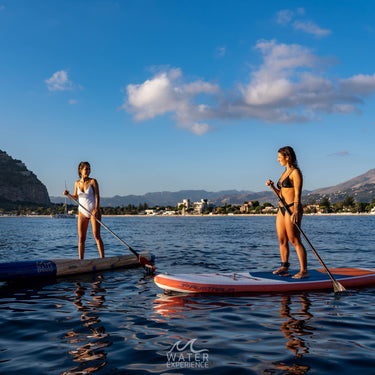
{"left": 333, "top": 280, "right": 347, "bottom": 294}
{"left": 139, "top": 255, "right": 155, "bottom": 275}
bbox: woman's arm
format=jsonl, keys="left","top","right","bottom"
{"left": 292, "top": 169, "right": 303, "bottom": 221}
{"left": 64, "top": 180, "right": 79, "bottom": 200}
{"left": 292, "top": 169, "right": 303, "bottom": 204}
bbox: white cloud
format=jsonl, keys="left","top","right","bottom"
{"left": 293, "top": 20, "right": 331, "bottom": 37}
{"left": 242, "top": 40, "right": 317, "bottom": 106}
{"left": 276, "top": 8, "right": 331, "bottom": 38}
{"left": 238, "top": 41, "right": 372, "bottom": 121}
{"left": 68, "top": 99, "right": 77, "bottom": 105}
{"left": 339, "top": 74, "right": 375, "bottom": 97}
{"left": 191, "top": 122, "right": 211, "bottom": 135}
{"left": 276, "top": 9, "right": 294, "bottom": 25}
{"left": 124, "top": 68, "right": 220, "bottom": 135}
{"left": 123, "top": 40, "right": 375, "bottom": 134}
{"left": 45, "top": 70, "right": 74, "bottom": 91}
{"left": 126, "top": 71, "right": 177, "bottom": 121}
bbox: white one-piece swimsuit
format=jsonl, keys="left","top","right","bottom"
{"left": 77, "top": 184, "right": 96, "bottom": 218}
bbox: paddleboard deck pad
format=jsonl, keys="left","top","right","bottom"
{"left": 154, "top": 268, "right": 375, "bottom": 293}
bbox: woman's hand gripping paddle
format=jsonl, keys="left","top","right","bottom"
{"left": 268, "top": 183, "right": 346, "bottom": 294}
{"left": 66, "top": 193, "right": 155, "bottom": 275}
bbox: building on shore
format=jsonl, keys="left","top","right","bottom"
{"left": 240, "top": 201, "right": 254, "bottom": 213}
{"left": 177, "top": 199, "right": 191, "bottom": 214}
{"left": 177, "top": 198, "right": 213, "bottom": 215}
{"left": 193, "top": 199, "right": 209, "bottom": 214}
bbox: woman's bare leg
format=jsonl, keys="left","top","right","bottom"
{"left": 78, "top": 215, "right": 89, "bottom": 260}
{"left": 274, "top": 211, "right": 290, "bottom": 274}
{"left": 284, "top": 216, "right": 308, "bottom": 278}
{"left": 91, "top": 216, "right": 105, "bottom": 258}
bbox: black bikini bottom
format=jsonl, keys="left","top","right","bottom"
{"left": 279, "top": 203, "right": 294, "bottom": 216}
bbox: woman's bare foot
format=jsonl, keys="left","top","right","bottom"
{"left": 292, "top": 271, "right": 309, "bottom": 279}
{"left": 273, "top": 266, "right": 289, "bottom": 275}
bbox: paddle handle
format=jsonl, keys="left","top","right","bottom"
{"left": 268, "top": 183, "right": 346, "bottom": 293}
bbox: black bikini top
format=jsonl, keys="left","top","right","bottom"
{"left": 277, "top": 170, "right": 294, "bottom": 189}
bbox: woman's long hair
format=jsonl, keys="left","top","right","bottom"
{"left": 278, "top": 146, "right": 299, "bottom": 169}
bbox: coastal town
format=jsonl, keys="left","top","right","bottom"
{"left": 138, "top": 197, "right": 375, "bottom": 216}
{"left": 2, "top": 148, "right": 375, "bottom": 216}
{"left": 2, "top": 196, "right": 375, "bottom": 217}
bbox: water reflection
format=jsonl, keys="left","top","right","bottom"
{"left": 153, "top": 292, "right": 248, "bottom": 319}
{"left": 270, "top": 294, "right": 313, "bottom": 374}
{"left": 62, "top": 276, "right": 111, "bottom": 375}
{"left": 279, "top": 294, "right": 313, "bottom": 357}
{"left": 153, "top": 292, "right": 314, "bottom": 374}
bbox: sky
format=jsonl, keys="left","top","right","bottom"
{"left": 1, "top": 0, "right": 375, "bottom": 198}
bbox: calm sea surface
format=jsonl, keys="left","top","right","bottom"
{"left": 1, "top": 215, "right": 375, "bottom": 374}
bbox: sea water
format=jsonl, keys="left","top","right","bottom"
{"left": 0, "top": 215, "right": 375, "bottom": 374}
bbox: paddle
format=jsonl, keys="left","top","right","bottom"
{"left": 66, "top": 193, "right": 155, "bottom": 275}
{"left": 268, "top": 183, "right": 346, "bottom": 293}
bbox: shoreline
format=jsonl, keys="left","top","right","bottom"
{"left": 1, "top": 213, "right": 375, "bottom": 218}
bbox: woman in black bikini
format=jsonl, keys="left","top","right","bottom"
{"left": 266, "top": 146, "right": 308, "bottom": 279}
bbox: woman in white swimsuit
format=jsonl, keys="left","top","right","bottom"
{"left": 64, "top": 162, "right": 104, "bottom": 259}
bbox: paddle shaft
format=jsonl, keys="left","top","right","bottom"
{"left": 269, "top": 183, "right": 346, "bottom": 293}
{"left": 66, "top": 193, "right": 154, "bottom": 273}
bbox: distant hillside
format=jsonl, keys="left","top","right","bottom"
{"left": 51, "top": 168, "right": 375, "bottom": 207}
{"left": 0, "top": 150, "right": 50, "bottom": 206}
{"left": 52, "top": 189, "right": 276, "bottom": 207}
{"left": 304, "top": 169, "right": 375, "bottom": 203}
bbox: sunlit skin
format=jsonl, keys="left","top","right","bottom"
{"left": 266, "top": 152, "right": 308, "bottom": 279}
{"left": 64, "top": 165, "right": 104, "bottom": 260}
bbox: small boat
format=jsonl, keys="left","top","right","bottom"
{"left": 51, "top": 196, "right": 76, "bottom": 218}
{"left": 0, "top": 252, "right": 152, "bottom": 281}
{"left": 154, "top": 268, "right": 375, "bottom": 294}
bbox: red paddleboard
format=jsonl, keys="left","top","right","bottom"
{"left": 154, "top": 268, "right": 375, "bottom": 294}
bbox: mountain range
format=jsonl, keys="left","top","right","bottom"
{"left": 51, "top": 168, "right": 375, "bottom": 207}
{"left": 303, "top": 168, "right": 375, "bottom": 204}
{"left": 4, "top": 147, "right": 372, "bottom": 209}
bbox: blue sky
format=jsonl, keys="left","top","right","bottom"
{"left": 1, "top": 0, "right": 375, "bottom": 197}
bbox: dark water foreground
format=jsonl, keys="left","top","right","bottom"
{"left": 0, "top": 216, "right": 375, "bottom": 374}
